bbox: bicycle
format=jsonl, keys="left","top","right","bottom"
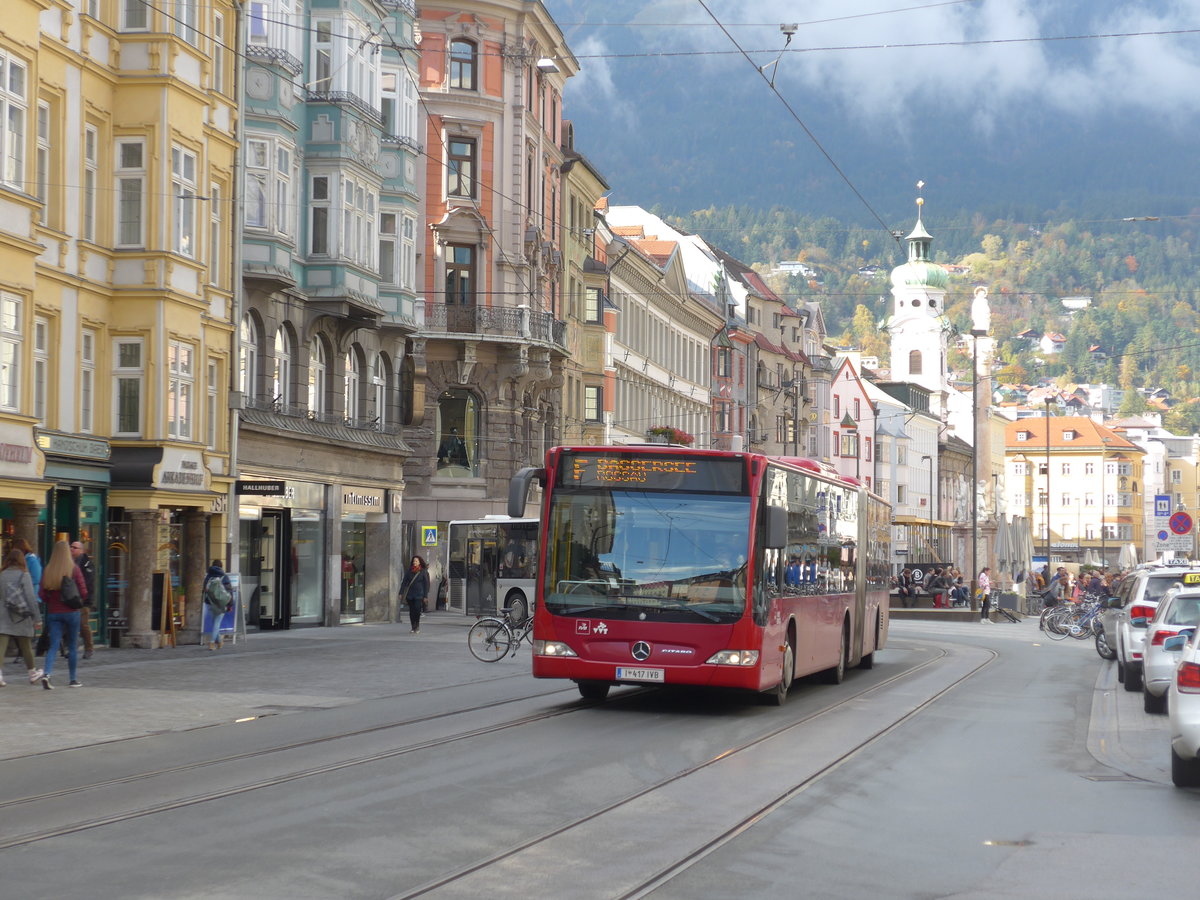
{"left": 467, "top": 606, "right": 533, "bottom": 662}
{"left": 1044, "top": 597, "right": 1104, "bottom": 641}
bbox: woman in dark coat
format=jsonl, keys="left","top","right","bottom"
{"left": 399, "top": 555, "right": 430, "bottom": 634}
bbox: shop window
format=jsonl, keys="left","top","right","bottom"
{"left": 436, "top": 390, "right": 478, "bottom": 477}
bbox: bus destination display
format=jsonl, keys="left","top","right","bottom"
{"left": 562, "top": 452, "right": 745, "bottom": 493}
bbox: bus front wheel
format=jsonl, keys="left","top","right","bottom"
{"left": 577, "top": 681, "right": 610, "bottom": 701}
{"left": 767, "top": 642, "right": 794, "bottom": 706}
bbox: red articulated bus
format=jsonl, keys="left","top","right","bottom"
{"left": 508, "top": 446, "right": 891, "bottom": 703}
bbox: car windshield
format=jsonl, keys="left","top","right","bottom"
{"left": 541, "top": 489, "right": 751, "bottom": 624}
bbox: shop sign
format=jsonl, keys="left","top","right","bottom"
{"left": 153, "top": 448, "right": 210, "bottom": 491}
{"left": 389, "top": 490, "right": 403, "bottom": 514}
{"left": 0, "top": 422, "right": 43, "bottom": 480}
{"left": 342, "top": 486, "right": 385, "bottom": 514}
{"left": 36, "top": 430, "right": 110, "bottom": 461}
{"left": 237, "top": 480, "right": 286, "bottom": 495}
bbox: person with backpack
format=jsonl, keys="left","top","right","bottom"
{"left": 38, "top": 540, "right": 87, "bottom": 689}
{"left": 1, "top": 548, "right": 43, "bottom": 687}
{"left": 203, "top": 560, "right": 234, "bottom": 651}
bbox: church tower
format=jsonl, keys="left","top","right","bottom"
{"left": 887, "top": 196, "right": 949, "bottom": 414}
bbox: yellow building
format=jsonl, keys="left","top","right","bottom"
{"left": 1005, "top": 416, "right": 1145, "bottom": 570}
{"left": 1, "top": 1, "right": 238, "bottom": 647}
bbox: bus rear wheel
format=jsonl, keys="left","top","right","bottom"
{"left": 577, "top": 681, "right": 610, "bottom": 701}
{"left": 821, "top": 623, "right": 848, "bottom": 684}
{"left": 767, "top": 642, "right": 794, "bottom": 706}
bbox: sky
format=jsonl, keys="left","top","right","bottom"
{"left": 545, "top": 0, "right": 1200, "bottom": 224}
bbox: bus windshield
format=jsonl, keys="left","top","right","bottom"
{"left": 542, "top": 489, "right": 751, "bottom": 623}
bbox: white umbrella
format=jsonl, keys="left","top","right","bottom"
{"left": 1012, "top": 516, "right": 1036, "bottom": 586}
{"left": 1118, "top": 542, "right": 1138, "bottom": 570}
{"left": 994, "top": 516, "right": 1012, "bottom": 586}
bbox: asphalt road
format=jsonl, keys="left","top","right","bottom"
{"left": 0, "top": 615, "right": 1190, "bottom": 900}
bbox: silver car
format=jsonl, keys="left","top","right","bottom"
{"left": 1099, "top": 566, "right": 1200, "bottom": 692}
{"left": 1137, "top": 587, "right": 1200, "bottom": 714}
{"left": 1166, "top": 629, "right": 1200, "bottom": 787}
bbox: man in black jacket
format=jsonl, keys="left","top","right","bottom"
{"left": 70, "top": 541, "right": 97, "bottom": 659}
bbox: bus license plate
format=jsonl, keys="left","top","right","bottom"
{"left": 616, "top": 666, "right": 664, "bottom": 682}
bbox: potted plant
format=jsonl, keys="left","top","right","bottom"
{"left": 646, "top": 425, "right": 695, "bottom": 446}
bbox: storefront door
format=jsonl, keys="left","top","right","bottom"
{"left": 241, "top": 510, "right": 292, "bottom": 630}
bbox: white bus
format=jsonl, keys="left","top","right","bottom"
{"left": 446, "top": 517, "right": 538, "bottom": 621}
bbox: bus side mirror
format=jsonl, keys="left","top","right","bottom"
{"left": 508, "top": 467, "right": 546, "bottom": 518}
{"left": 765, "top": 505, "right": 788, "bottom": 550}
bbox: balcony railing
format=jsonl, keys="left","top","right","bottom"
{"left": 424, "top": 303, "right": 566, "bottom": 349}
{"left": 305, "top": 91, "right": 382, "bottom": 123}
{"left": 242, "top": 396, "right": 403, "bottom": 435}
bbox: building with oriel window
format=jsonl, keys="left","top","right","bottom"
{"left": 1, "top": 0, "right": 239, "bottom": 648}
{"left": 404, "top": 3, "right": 574, "bottom": 542}
{"left": 234, "top": 0, "right": 423, "bottom": 628}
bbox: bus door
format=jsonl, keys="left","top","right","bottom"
{"left": 465, "top": 536, "right": 499, "bottom": 616}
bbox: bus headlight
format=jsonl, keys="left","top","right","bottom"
{"left": 534, "top": 640, "right": 577, "bottom": 657}
{"left": 705, "top": 650, "right": 760, "bottom": 666}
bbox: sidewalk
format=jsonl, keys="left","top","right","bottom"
{"left": 0, "top": 611, "right": 486, "bottom": 760}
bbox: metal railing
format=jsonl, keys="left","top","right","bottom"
{"left": 423, "top": 303, "right": 566, "bottom": 348}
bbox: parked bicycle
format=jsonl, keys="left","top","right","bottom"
{"left": 467, "top": 606, "right": 533, "bottom": 662}
{"left": 1043, "top": 596, "right": 1105, "bottom": 641}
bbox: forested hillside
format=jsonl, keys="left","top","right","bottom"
{"left": 666, "top": 206, "right": 1200, "bottom": 432}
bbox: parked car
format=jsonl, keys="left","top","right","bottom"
{"left": 1166, "top": 629, "right": 1200, "bottom": 787}
{"left": 1137, "top": 587, "right": 1200, "bottom": 713}
{"left": 1098, "top": 565, "right": 1200, "bottom": 692}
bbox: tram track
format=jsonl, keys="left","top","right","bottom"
{"left": 0, "top": 683, "right": 608, "bottom": 849}
{"left": 389, "top": 640, "right": 996, "bottom": 899}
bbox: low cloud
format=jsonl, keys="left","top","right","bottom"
{"left": 561, "top": 0, "right": 1200, "bottom": 135}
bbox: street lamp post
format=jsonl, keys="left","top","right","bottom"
{"left": 1044, "top": 397, "right": 1052, "bottom": 576}
{"left": 1100, "top": 435, "right": 1110, "bottom": 569}
{"left": 922, "top": 453, "right": 935, "bottom": 562}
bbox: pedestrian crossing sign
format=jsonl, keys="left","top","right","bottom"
{"left": 422, "top": 525, "right": 438, "bottom": 546}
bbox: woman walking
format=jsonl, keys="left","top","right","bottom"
{"left": 399, "top": 555, "right": 430, "bottom": 634}
{"left": 38, "top": 540, "right": 88, "bottom": 689}
{"left": 978, "top": 567, "right": 992, "bottom": 622}
{"left": 0, "top": 548, "right": 43, "bottom": 686}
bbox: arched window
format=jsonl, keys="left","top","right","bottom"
{"left": 344, "top": 349, "right": 361, "bottom": 423}
{"left": 436, "top": 389, "right": 479, "bottom": 477}
{"left": 307, "top": 337, "right": 326, "bottom": 415}
{"left": 371, "top": 353, "right": 389, "bottom": 428}
{"left": 908, "top": 349, "right": 923, "bottom": 376}
{"left": 273, "top": 328, "right": 292, "bottom": 408}
{"left": 449, "top": 39, "right": 477, "bottom": 90}
{"left": 239, "top": 315, "right": 258, "bottom": 400}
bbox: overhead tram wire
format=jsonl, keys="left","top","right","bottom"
{"left": 557, "top": 0, "right": 983, "bottom": 30}
{"left": 696, "top": 1, "right": 900, "bottom": 251}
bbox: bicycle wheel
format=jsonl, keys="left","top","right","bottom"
{"left": 1044, "top": 610, "right": 1077, "bottom": 640}
{"left": 468, "top": 618, "right": 512, "bottom": 662}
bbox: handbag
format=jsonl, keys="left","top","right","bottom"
{"left": 60, "top": 574, "right": 84, "bottom": 610}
